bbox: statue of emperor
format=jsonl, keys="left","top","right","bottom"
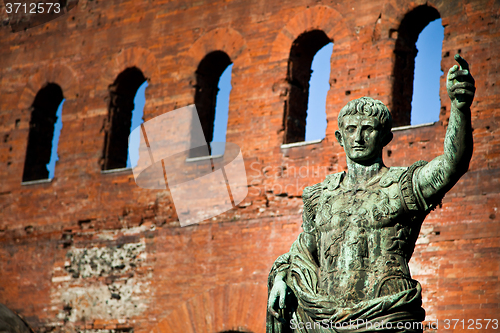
{"left": 267, "top": 55, "right": 475, "bottom": 333}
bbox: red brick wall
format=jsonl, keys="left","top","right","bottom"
{"left": 0, "top": 0, "right": 498, "bottom": 332}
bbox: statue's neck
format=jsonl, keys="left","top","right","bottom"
{"left": 345, "top": 157, "right": 387, "bottom": 187}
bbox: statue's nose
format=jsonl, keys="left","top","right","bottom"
{"left": 355, "top": 129, "right": 363, "bottom": 143}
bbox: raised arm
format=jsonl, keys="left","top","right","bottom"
{"left": 417, "top": 54, "right": 475, "bottom": 203}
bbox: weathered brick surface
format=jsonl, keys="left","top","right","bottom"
{"left": 0, "top": 0, "right": 499, "bottom": 332}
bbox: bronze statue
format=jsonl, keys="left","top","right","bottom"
{"left": 0, "top": 303, "right": 34, "bottom": 333}
{"left": 267, "top": 55, "right": 475, "bottom": 332}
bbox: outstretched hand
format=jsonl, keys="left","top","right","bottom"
{"left": 268, "top": 277, "right": 287, "bottom": 319}
{"left": 447, "top": 54, "right": 475, "bottom": 111}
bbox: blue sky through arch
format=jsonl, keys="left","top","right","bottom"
{"left": 46, "top": 99, "right": 64, "bottom": 179}
{"left": 211, "top": 63, "right": 233, "bottom": 156}
{"left": 127, "top": 81, "right": 148, "bottom": 168}
{"left": 411, "top": 19, "right": 444, "bottom": 125}
{"left": 305, "top": 42, "right": 333, "bottom": 142}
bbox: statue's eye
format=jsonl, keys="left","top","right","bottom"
{"left": 346, "top": 126, "right": 356, "bottom": 133}
{"left": 363, "top": 126, "right": 374, "bottom": 133}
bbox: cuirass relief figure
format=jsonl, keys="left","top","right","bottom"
{"left": 267, "top": 55, "right": 475, "bottom": 333}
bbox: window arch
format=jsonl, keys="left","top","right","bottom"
{"left": 410, "top": 19, "right": 444, "bottom": 125}
{"left": 192, "top": 50, "right": 233, "bottom": 157}
{"left": 283, "top": 30, "right": 332, "bottom": 144}
{"left": 392, "top": 5, "right": 441, "bottom": 127}
{"left": 22, "top": 83, "right": 64, "bottom": 182}
{"left": 305, "top": 42, "right": 333, "bottom": 142}
{"left": 102, "top": 67, "right": 146, "bottom": 170}
{"left": 127, "top": 80, "right": 148, "bottom": 169}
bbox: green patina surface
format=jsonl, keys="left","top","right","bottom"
{"left": 267, "top": 55, "right": 475, "bottom": 333}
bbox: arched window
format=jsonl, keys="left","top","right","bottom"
{"left": 102, "top": 67, "right": 146, "bottom": 170}
{"left": 410, "top": 19, "right": 444, "bottom": 125}
{"left": 283, "top": 30, "right": 332, "bottom": 144}
{"left": 305, "top": 42, "right": 333, "bottom": 142}
{"left": 22, "top": 83, "right": 64, "bottom": 182}
{"left": 211, "top": 63, "right": 233, "bottom": 156}
{"left": 392, "top": 5, "right": 441, "bottom": 127}
{"left": 192, "top": 51, "right": 233, "bottom": 157}
{"left": 127, "top": 80, "right": 148, "bottom": 169}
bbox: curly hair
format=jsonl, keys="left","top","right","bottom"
{"left": 338, "top": 97, "right": 393, "bottom": 134}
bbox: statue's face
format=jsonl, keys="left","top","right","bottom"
{"left": 336, "top": 115, "right": 385, "bottom": 164}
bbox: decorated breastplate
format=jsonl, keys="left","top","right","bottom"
{"left": 312, "top": 168, "right": 422, "bottom": 306}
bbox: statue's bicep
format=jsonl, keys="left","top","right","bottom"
{"left": 400, "top": 160, "right": 443, "bottom": 213}
{"left": 405, "top": 159, "right": 447, "bottom": 213}
{"left": 416, "top": 156, "right": 452, "bottom": 201}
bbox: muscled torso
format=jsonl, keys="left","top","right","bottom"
{"left": 303, "top": 165, "right": 430, "bottom": 307}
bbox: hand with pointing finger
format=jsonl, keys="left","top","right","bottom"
{"left": 447, "top": 54, "right": 476, "bottom": 111}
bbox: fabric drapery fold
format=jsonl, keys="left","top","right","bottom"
{"left": 266, "top": 232, "right": 425, "bottom": 333}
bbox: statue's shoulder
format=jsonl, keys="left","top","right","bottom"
{"left": 302, "top": 171, "right": 344, "bottom": 210}
{"left": 379, "top": 161, "right": 429, "bottom": 188}
{"left": 379, "top": 166, "right": 407, "bottom": 187}
{"left": 303, "top": 171, "right": 344, "bottom": 197}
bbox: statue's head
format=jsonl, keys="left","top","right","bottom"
{"left": 335, "top": 97, "right": 393, "bottom": 164}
